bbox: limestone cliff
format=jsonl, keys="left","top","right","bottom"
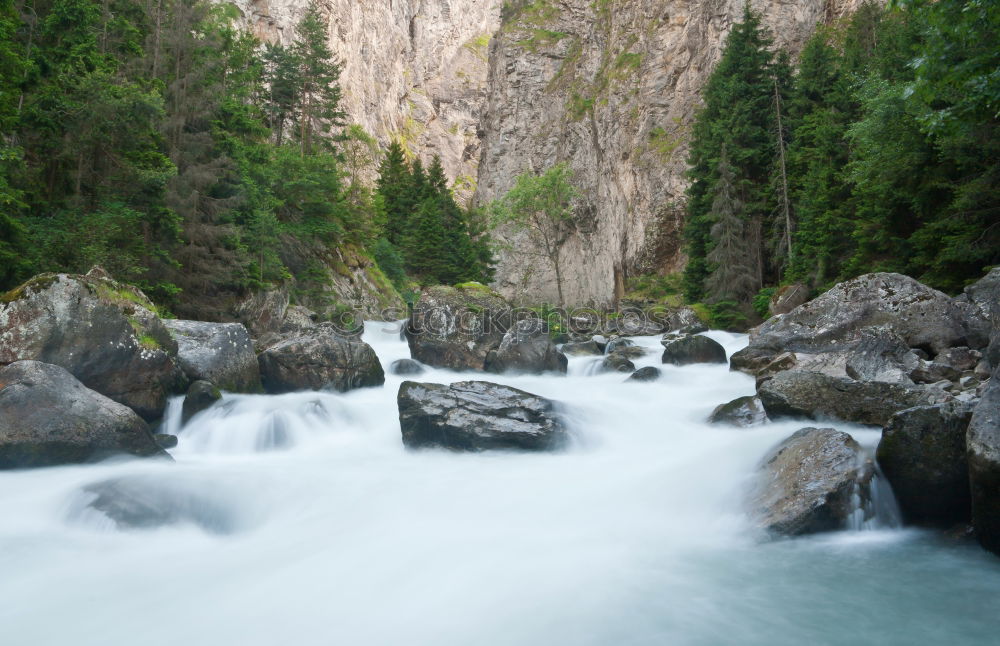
{"left": 228, "top": 0, "right": 501, "bottom": 201}
{"left": 476, "top": 0, "right": 873, "bottom": 306}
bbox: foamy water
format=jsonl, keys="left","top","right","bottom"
{"left": 1, "top": 322, "right": 998, "bottom": 645}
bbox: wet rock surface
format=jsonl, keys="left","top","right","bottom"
{"left": 405, "top": 285, "right": 511, "bottom": 371}
{"left": 0, "top": 361, "right": 167, "bottom": 469}
{"left": 748, "top": 427, "right": 873, "bottom": 536}
{"left": 398, "top": 380, "right": 568, "bottom": 452}
{"left": 709, "top": 396, "right": 768, "bottom": 428}
{"left": 0, "top": 271, "right": 185, "bottom": 420}
{"left": 758, "top": 371, "right": 945, "bottom": 427}
{"left": 163, "top": 320, "right": 260, "bottom": 392}
{"left": 661, "top": 334, "right": 727, "bottom": 366}
{"left": 877, "top": 402, "right": 974, "bottom": 526}
{"left": 258, "top": 330, "right": 384, "bottom": 394}
{"left": 485, "top": 319, "right": 567, "bottom": 375}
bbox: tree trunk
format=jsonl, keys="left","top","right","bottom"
{"left": 774, "top": 78, "right": 793, "bottom": 263}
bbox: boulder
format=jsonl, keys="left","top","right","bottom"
{"left": 599, "top": 353, "right": 635, "bottom": 373}
{"left": 844, "top": 328, "right": 919, "bottom": 384}
{"left": 234, "top": 285, "right": 289, "bottom": 339}
{"left": 627, "top": 366, "right": 661, "bottom": 382}
{"left": 0, "top": 271, "right": 185, "bottom": 420}
{"left": 748, "top": 427, "right": 873, "bottom": 536}
{"left": 661, "top": 334, "right": 727, "bottom": 366}
{"left": 390, "top": 358, "right": 425, "bottom": 376}
{"left": 182, "top": 380, "right": 221, "bottom": 425}
{"left": 958, "top": 267, "right": 1000, "bottom": 349}
{"left": 397, "top": 380, "right": 567, "bottom": 452}
{"left": 732, "top": 273, "right": 974, "bottom": 377}
{"left": 612, "top": 310, "right": 665, "bottom": 335}
{"left": 665, "top": 307, "right": 708, "bottom": 334}
{"left": 968, "top": 367, "right": 1000, "bottom": 555}
{"left": 708, "top": 395, "right": 768, "bottom": 427}
{"left": 768, "top": 283, "right": 810, "bottom": 316}
{"left": 0, "top": 361, "right": 167, "bottom": 469}
{"left": 876, "top": 402, "right": 974, "bottom": 526}
{"left": 758, "top": 370, "right": 946, "bottom": 426}
{"left": 911, "top": 360, "right": 961, "bottom": 384}
{"left": 485, "top": 318, "right": 567, "bottom": 374}
{"left": 258, "top": 330, "right": 384, "bottom": 394}
{"left": 561, "top": 340, "right": 602, "bottom": 356}
{"left": 405, "top": 284, "right": 511, "bottom": 371}
{"left": 163, "top": 320, "right": 260, "bottom": 392}
{"left": 933, "top": 347, "right": 982, "bottom": 373}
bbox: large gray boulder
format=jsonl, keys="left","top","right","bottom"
{"left": 485, "top": 318, "right": 567, "bottom": 374}
{"left": 665, "top": 307, "right": 708, "bottom": 334}
{"left": 163, "top": 320, "right": 260, "bottom": 392}
{"left": 661, "top": 334, "right": 727, "bottom": 366}
{"left": 257, "top": 330, "right": 384, "bottom": 394}
{"left": 0, "top": 361, "right": 167, "bottom": 469}
{"left": 561, "top": 340, "right": 602, "bottom": 356}
{"left": 957, "top": 267, "right": 1000, "bottom": 351}
{"left": 844, "top": 328, "right": 920, "bottom": 384}
{"left": 397, "top": 380, "right": 568, "bottom": 452}
{"left": 968, "top": 368, "right": 1000, "bottom": 555}
{"left": 768, "top": 283, "right": 810, "bottom": 316}
{"left": 877, "top": 402, "right": 974, "bottom": 526}
{"left": 758, "top": 370, "right": 945, "bottom": 426}
{"left": 732, "top": 273, "right": 975, "bottom": 377}
{"left": 0, "top": 271, "right": 186, "bottom": 420}
{"left": 406, "top": 284, "right": 511, "bottom": 371}
{"left": 748, "top": 427, "right": 873, "bottom": 536}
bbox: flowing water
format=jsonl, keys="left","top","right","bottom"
{"left": 1, "top": 323, "right": 999, "bottom": 645}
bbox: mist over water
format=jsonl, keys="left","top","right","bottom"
{"left": 2, "top": 322, "right": 999, "bottom": 646}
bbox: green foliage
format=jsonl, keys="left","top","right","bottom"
{"left": 375, "top": 150, "right": 494, "bottom": 286}
{"left": 0, "top": 0, "right": 399, "bottom": 319}
{"left": 683, "top": 0, "right": 999, "bottom": 307}
{"left": 489, "top": 163, "right": 577, "bottom": 305}
{"left": 751, "top": 287, "right": 776, "bottom": 320}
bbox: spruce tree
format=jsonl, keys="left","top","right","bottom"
{"left": 376, "top": 141, "right": 412, "bottom": 245}
{"left": 682, "top": 5, "right": 779, "bottom": 303}
{"left": 705, "top": 149, "right": 756, "bottom": 304}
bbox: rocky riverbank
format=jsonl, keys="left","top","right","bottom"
{"left": 1, "top": 266, "right": 999, "bottom": 557}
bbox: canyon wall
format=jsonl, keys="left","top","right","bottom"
{"left": 228, "top": 0, "right": 501, "bottom": 200}
{"left": 475, "top": 0, "right": 873, "bottom": 306}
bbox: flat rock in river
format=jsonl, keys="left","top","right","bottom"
{"left": 397, "top": 380, "right": 567, "bottom": 452}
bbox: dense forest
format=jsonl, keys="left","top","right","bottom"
{"left": 0, "top": 0, "right": 492, "bottom": 318}
{"left": 682, "top": 0, "right": 999, "bottom": 326}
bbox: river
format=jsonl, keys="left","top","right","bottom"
{"left": 1, "top": 322, "right": 998, "bottom": 645}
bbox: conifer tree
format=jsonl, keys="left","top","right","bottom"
{"left": 705, "top": 149, "right": 756, "bottom": 304}
{"left": 376, "top": 141, "right": 412, "bottom": 245}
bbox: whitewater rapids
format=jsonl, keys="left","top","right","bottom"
{"left": 1, "top": 322, "right": 998, "bottom": 645}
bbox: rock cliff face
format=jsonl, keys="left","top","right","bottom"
{"left": 476, "top": 0, "right": 872, "bottom": 306}
{"left": 228, "top": 0, "right": 501, "bottom": 201}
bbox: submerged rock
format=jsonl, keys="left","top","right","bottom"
{"left": 258, "top": 330, "right": 384, "bottom": 394}
{"left": 163, "top": 319, "right": 260, "bottom": 392}
{"left": 877, "top": 402, "right": 974, "bottom": 526}
{"left": 748, "top": 427, "right": 873, "bottom": 536}
{"left": 75, "top": 475, "right": 246, "bottom": 534}
{"left": 661, "top": 334, "right": 727, "bottom": 366}
{"left": 0, "top": 361, "right": 167, "bottom": 469}
{"left": 627, "top": 366, "right": 661, "bottom": 383}
{"left": 968, "top": 367, "right": 1000, "bottom": 555}
{"left": 758, "top": 370, "right": 944, "bottom": 427}
{"left": 405, "top": 284, "right": 511, "bottom": 371}
{"left": 182, "top": 380, "right": 221, "bottom": 424}
{"left": 390, "top": 358, "right": 425, "bottom": 376}
{"left": 485, "top": 318, "right": 567, "bottom": 374}
{"left": 708, "top": 395, "right": 768, "bottom": 427}
{"left": 397, "top": 380, "right": 568, "bottom": 452}
{"left": 0, "top": 270, "right": 186, "bottom": 420}
{"left": 599, "top": 353, "right": 635, "bottom": 374}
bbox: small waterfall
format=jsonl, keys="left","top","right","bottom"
{"left": 847, "top": 457, "right": 903, "bottom": 531}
